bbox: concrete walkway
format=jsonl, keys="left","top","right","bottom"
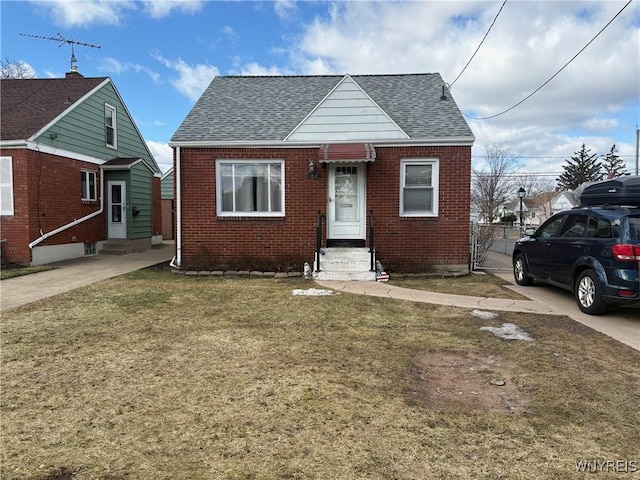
{"left": 1, "top": 242, "right": 175, "bottom": 311}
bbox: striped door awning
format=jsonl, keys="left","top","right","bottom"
{"left": 318, "top": 143, "right": 376, "bottom": 163}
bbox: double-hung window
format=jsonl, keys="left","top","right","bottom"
{"left": 400, "top": 159, "right": 438, "bottom": 216}
{"left": 81, "top": 170, "right": 97, "bottom": 201}
{"left": 105, "top": 103, "right": 117, "bottom": 148}
{"left": 217, "top": 160, "right": 284, "bottom": 217}
{"left": 0, "top": 156, "right": 14, "bottom": 216}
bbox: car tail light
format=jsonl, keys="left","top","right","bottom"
{"left": 611, "top": 244, "right": 640, "bottom": 261}
{"left": 617, "top": 289, "right": 636, "bottom": 297}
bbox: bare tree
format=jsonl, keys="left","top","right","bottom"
{"left": 471, "top": 144, "right": 520, "bottom": 223}
{"left": 519, "top": 175, "right": 555, "bottom": 198}
{"left": 1, "top": 57, "right": 36, "bottom": 79}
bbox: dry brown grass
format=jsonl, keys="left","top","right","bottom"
{"left": 389, "top": 272, "right": 528, "bottom": 300}
{"left": 2, "top": 270, "right": 639, "bottom": 479}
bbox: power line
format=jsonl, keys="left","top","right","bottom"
{"left": 463, "top": 0, "right": 634, "bottom": 121}
{"left": 449, "top": 0, "right": 508, "bottom": 89}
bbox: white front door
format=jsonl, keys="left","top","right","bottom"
{"left": 108, "top": 181, "right": 127, "bottom": 239}
{"left": 327, "top": 164, "right": 366, "bottom": 240}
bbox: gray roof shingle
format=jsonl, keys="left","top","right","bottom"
{"left": 171, "top": 73, "right": 473, "bottom": 143}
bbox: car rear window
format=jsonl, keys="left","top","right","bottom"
{"left": 586, "top": 216, "right": 612, "bottom": 239}
{"left": 628, "top": 216, "right": 640, "bottom": 242}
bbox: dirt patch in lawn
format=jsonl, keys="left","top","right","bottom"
{"left": 405, "top": 349, "right": 532, "bottom": 415}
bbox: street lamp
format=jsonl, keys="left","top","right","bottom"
{"left": 518, "top": 187, "right": 526, "bottom": 232}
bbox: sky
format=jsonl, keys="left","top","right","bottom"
{"left": 1, "top": 0, "right": 639, "bottom": 182}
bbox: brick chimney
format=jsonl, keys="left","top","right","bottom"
{"left": 65, "top": 66, "right": 84, "bottom": 78}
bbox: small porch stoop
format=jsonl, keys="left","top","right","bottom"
{"left": 314, "top": 247, "right": 376, "bottom": 281}
{"left": 100, "top": 239, "right": 132, "bottom": 255}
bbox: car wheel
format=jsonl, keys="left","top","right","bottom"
{"left": 575, "top": 270, "right": 608, "bottom": 315}
{"left": 513, "top": 253, "right": 533, "bottom": 286}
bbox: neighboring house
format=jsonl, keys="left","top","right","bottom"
{"left": 170, "top": 74, "right": 474, "bottom": 274}
{"left": 524, "top": 191, "right": 576, "bottom": 226}
{"left": 0, "top": 69, "right": 162, "bottom": 266}
{"left": 161, "top": 168, "right": 175, "bottom": 240}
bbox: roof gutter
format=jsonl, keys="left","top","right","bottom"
{"left": 168, "top": 136, "right": 476, "bottom": 149}
{"left": 29, "top": 165, "right": 105, "bottom": 249}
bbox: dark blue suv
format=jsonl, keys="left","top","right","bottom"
{"left": 512, "top": 205, "right": 640, "bottom": 315}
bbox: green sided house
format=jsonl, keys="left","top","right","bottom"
{"left": 0, "top": 69, "right": 162, "bottom": 266}
{"left": 170, "top": 74, "right": 475, "bottom": 279}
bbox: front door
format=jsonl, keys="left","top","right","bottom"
{"left": 327, "top": 164, "right": 366, "bottom": 240}
{"left": 108, "top": 181, "right": 127, "bottom": 239}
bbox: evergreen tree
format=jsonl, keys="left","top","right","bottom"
{"left": 556, "top": 144, "right": 603, "bottom": 190}
{"left": 601, "top": 144, "right": 627, "bottom": 179}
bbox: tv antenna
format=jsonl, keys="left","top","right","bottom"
{"left": 20, "top": 33, "right": 101, "bottom": 71}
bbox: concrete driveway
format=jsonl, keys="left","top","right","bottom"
{"left": 1, "top": 242, "right": 174, "bottom": 311}
{"left": 484, "top": 252, "right": 639, "bottom": 351}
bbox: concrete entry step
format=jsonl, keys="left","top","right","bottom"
{"left": 314, "top": 247, "right": 376, "bottom": 281}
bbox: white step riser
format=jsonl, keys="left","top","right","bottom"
{"left": 315, "top": 247, "right": 376, "bottom": 282}
{"left": 314, "top": 271, "right": 377, "bottom": 282}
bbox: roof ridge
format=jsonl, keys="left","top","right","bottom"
{"left": 216, "top": 73, "right": 439, "bottom": 79}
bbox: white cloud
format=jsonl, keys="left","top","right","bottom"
{"left": 582, "top": 117, "right": 619, "bottom": 132}
{"left": 28, "top": 0, "right": 135, "bottom": 27}
{"left": 146, "top": 140, "right": 173, "bottom": 174}
{"left": 151, "top": 52, "right": 218, "bottom": 102}
{"left": 140, "top": 0, "right": 204, "bottom": 19}
{"left": 222, "top": 26, "right": 238, "bottom": 39}
{"left": 274, "top": 0, "right": 296, "bottom": 21}
{"left": 100, "top": 57, "right": 161, "bottom": 82}
{"left": 237, "top": 62, "right": 287, "bottom": 76}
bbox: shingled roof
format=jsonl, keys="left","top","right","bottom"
{"left": 0, "top": 76, "right": 107, "bottom": 141}
{"left": 171, "top": 73, "right": 473, "bottom": 144}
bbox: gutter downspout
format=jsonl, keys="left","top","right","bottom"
{"left": 29, "top": 166, "right": 105, "bottom": 249}
{"left": 170, "top": 146, "right": 182, "bottom": 268}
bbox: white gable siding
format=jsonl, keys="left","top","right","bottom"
{"left": 286, "top": 76, "right": 408, "bottom": 142}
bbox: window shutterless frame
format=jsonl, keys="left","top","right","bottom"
{"left": 105, "top": 103, "right": 117, "bottom": 149}
{"left": 400, "top": 158, "right": 439, "bottom": 217}
{"left": 215, "top": 159, "right": 285, "bottom": 217}
{"left": 0, "top": 156, "right": 14, "bottom": 216}
{"left": 81, "top": 170, "right": 97, "bottom": 201}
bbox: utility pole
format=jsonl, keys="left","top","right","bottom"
{"left": 635, "top": 125, "right": 639, "bottom": 176}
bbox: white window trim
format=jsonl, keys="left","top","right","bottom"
{"left": 105, "top": 103, "right": 117, "bottom": 149}
{"left": 81, "top": 170, "right": 97, "bottom": 201}
{"left": 0, "top": 156, "right": 14, "bottom": 216}
{"left": 215, "top": 159, "right": 285, "bottom": 217}
{"left": 400, "top": 158, "right": 439, "bottom": 217}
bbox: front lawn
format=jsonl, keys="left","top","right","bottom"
{"left": 1, "top": 270, "right": 638, "bottom": 479}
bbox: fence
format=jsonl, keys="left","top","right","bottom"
{"left": 470, "top": 223, "right": 522, "bottom": 271}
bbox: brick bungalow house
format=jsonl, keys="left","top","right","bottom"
{"left": 0, "top": 69, "right": 162, "bottom": 265}
{"left": 170, "top": 74, "right": 474, "bottom": 279}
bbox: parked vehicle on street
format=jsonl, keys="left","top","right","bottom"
{"left": 512, "top": 177, "right": 640, "bottom": 315}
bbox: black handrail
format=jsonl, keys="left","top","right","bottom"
{"left": 315, "top": 210, "right": 323, "bottom": 272}
{"left": 369, "top": 209, "right": 375, "bottom": 271}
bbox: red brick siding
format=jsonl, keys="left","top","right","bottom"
{"left": 178, "top": 145, "right": 471, "bottom": 271}
{"left": 0, "top": 149, "right": 106, "bottom": 264}
{"left": 152, "top": 175, "right": 162, "bottom": 237}
{"left": 161, "top": 199, "right": 174, "bottom": 240}
{"left": 367, "top": 146, "right": 471, "bottom": 270}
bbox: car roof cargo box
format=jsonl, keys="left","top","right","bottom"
{"left": 580, "top": 176, "right": 640, "bottom": 207}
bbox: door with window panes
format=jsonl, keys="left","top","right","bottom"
{"left": 327, "top": 164, "right": 366, "bottom": 240}
{"left": 107, "top": 181, "right": 127, "bottom": 238}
